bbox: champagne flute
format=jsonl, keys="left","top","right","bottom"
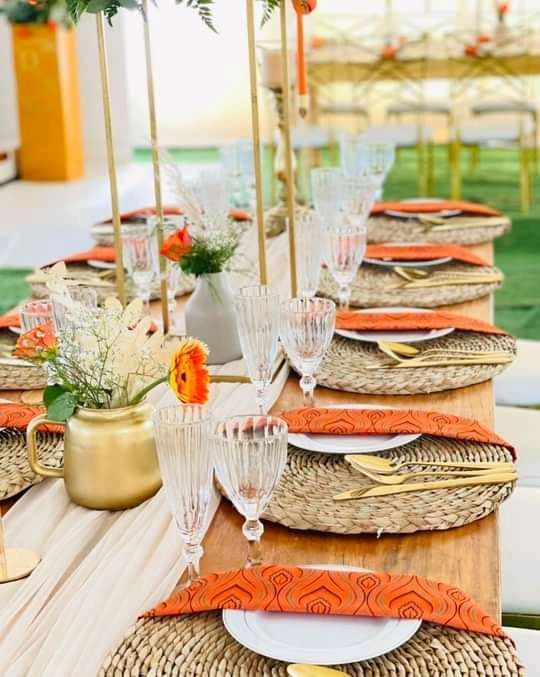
{"left": 280, "top": 297, "right": 336, "bottom": 406}
{"left": 310, "top": 167, "right": 343, "bottom": 224}
{"left": 212, "top": 415, "right": 288, "bottom": 567}
{"left": 234, "top": 285, "right": 280, "bottom": 414}
{"left": 152, "top": 405, "right": 213, "bottom": 589}
{"left": 121, "top": 224, "right": 159, "bottom": 314}
{"left": 326, "top": 221, "right": 367, "bottom": 310}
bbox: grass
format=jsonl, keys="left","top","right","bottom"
{"left": 2, "top": 146, "right": 538, "bottom": 339}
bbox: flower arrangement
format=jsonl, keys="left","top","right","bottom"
{"left": 66, "top": 0, "right": 280, "bottom": 28}
{"left": 497, "top": 3, "right": 509, "bottom": 21}
{"left": 2, "top": 0, "right": 72, "bottom": 26}
{"left": 14, "top": 281, "right": 210, "bottom": 421}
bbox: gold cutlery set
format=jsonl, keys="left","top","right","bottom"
{"left": 391, "top": 265, "right": 503, "bottom": 289}
{"left": 333, "top": 454, "right": 517, "bottom": 501}
{"left": 368, "top": 340, "right": 512, "bottom": 370}
{"left": 288, "top": 665, "right": 348, "bottom": 676}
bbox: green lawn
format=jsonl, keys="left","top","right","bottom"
{"left": 2, "top": 146, "right": 538, "bottom": 339}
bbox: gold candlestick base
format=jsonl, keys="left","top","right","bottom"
{"left": 265, "top": 202, "right": 306, "bottom": 238}
{"left": 0, "top": 548, "right": 40, "bottom": 583}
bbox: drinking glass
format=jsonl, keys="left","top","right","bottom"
{"left": 339, "top": 135, "right": 370, "bottom": 178}
{"left": 280, "top": 297, "right": 336, "bottom": 406}
{"left": 310, "top": 167, "right": 343, "bottom": 223}
{"left": 326, "top": 222, "right": 367, "bottom": 310}
{"left": 121, "top": 223, "right": 159, "bottom": 313}
{"left": 192, "top": 168, "right": 229, "bottom": 228}
{"left": 51, "top": 285, "right": 98, "bottom": 335}
{"left": 234, "top": 285, "right": 280, "bottom": 414}
{"left": 341, "top": 174, "right": 378, "bottom": 227}
{"left": 148, "top": 215, "right": 185, "bottom": 333}
{"left": 220, "top": 140, "right": 255, "bottom": 209}
{"left": 19, "top": 300, "right": 54, "bottom": 334}
{"left": 153, "top": 405, "right": 213, "bottom": 589}
{"left": 212, "top": 415, "right": 288, "bottom": 567}
{"left": 295, "top": 211, "right": 323, "bottom": 297}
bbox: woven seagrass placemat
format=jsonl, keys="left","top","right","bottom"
{"left": 0, "top": 330, "right": 47, "bottom": 391}
{"left": 0, "top": 429, "right": 63, "bottom": 500}
{"left": 318, "top": 263, "right": 502, "bottom": 308}
{"left": 367, "top": 215, "right": 511, "bottom": 245}
{"left": 27, "top": 264, "right": 195, "bottom": 304}
{"left": 311, "top": 331, "right": 516, "bottom": 395}
{"left": 100, "top": 612, "right": 524, "bottom": 676}
{"left": 261, "top": 436, "right": 514, "bottom": 535}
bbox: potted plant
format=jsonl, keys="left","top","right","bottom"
{"left": 18, "top": 272, "right": 210, "bottom": 510}
{"left": 4, "top": 0, "right": 84, "bottom": 180}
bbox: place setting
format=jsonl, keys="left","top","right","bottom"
{"left": 367, "top": 198, "right": 512, "bottom": 246}
{"left": 318, "top": 242, "right": 504, "bottom": 308}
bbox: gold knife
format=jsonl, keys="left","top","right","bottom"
{"left": 367, "top": 356, "right": 513, "bottom": 369}
{"left": 287, "top": 665, "right": 348, "bottom": 677}
{"left": 392, "top": 274, "right": 504, "bottom": 290}
{"left": 333, "top": 472, "right": 517, "bottom": 501}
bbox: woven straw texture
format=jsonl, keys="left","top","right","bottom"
{"left": 0, "top": 429, "right": 63, "bottom": 500}
{"left": 318, "top": 263, "right": 502, "bottom": 308}
{"left": 367, "top": 215, "right": 511, "bottom": 245}
{"left": 311, "top": 331, "right": 516, "bottom": 395}
{"left": 100, "top": 613, "right": 524, "bottom": 676}
{"left": 260, "top": 436, "right": 514, "bottom": 534}
{"left": 28, "top": 263, "right": 195, "bottom": 304}
{"left": 0, "top": 330, "right": 47, "bottom": 391}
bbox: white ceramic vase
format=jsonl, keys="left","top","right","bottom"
{"left": 185, "top": 272, "right": 242, "bottom": 365}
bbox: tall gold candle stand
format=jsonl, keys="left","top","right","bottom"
{"left": 142, "top": 0, "right": 170, "bottom": 333}
{"left": 96, "top": 13, "right": 126, "bottom": 306}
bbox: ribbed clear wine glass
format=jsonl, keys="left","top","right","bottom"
{"left": 280, "top": 297, "right": 336, "bottom": 406}
{"left": 234, "top": 285, "right": 280, "bottom": 414}
{"left": 19, "top": 300, "right": 54, "bottom": 333}
{"left": 212, "top": 415, "right": 288, "bottom": 567}
{"left": 326, "top": 222, "right": 368, "bottom": 310}
{"left": 310, "top": 167, "right": 344, "bottom": 223}
{"left": 152, "top": 405, "right": 213, "bottom": 589}
{"left": 121, "top": 223, "right": 159, "bottom": 314}
{"left": 295, "top": 210, "right": 323, "bottom": 298}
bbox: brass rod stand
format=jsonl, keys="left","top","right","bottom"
{"left": 246, "top": 0, "right": 268, "bottom": 285}
{"left": 279, "top": 1, "right": 298, "bottom": 297}
{"left": 96, "top": 13, "right": 126, "bottom": 306}
{"left": 142, "top": 0, "right": 170, "bottom": 333}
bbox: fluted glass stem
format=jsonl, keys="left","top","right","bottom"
{"left": 243, "top": 519, "right": 264, "bottom": 567}
{"left": 337, "top": 285, "right": 351, "bottom": 310}
{"left": 300, "top": 373, "right": 316, "bottom": 406}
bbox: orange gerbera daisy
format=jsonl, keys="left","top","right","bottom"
{"left": 13, "top": 322, "right": 57, "bottom": 361}
{"left": 160, "top": 227, "right": 192, "bottom": 263}
{"left": 169, "top": 337, "right": 210, "bottom": 404}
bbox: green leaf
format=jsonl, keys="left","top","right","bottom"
{"left": 43, "top": 384, "right": 69, "bottom": 408}
{"left": 67, "top": 0, "right": 90, "bottom": 23}
{"left": 47, "top": 392, "right": 77, "bottom": 423}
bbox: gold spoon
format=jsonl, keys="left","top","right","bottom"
{"left": 345, "top": 454, "right": 513, "bottom": 475}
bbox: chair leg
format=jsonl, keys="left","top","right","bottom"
{"left": 450, "top": 139, "right": 462, "bottom": 200}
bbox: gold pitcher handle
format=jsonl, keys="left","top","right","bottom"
{"left": 27, "top": 414, "right": 64, "bottom": 478}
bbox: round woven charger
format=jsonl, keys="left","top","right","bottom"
{"left": 318, "top": 263, "right": 502, "bottom": 308}
{"left": 261, "top": 436, "right": 514, "bottom": 535}
{"left": 100, "top": 613, "right": 523, "bottom": 676}
{"left": 0, "top": 330, "right": 47, "bottom": 391}
{"left": 0, "top": 429, "right": 63, "bottom": 500}
{"left": 367, "top": 214, "right": 511, "bottom": 245}
{"left": 28, "top": 264, "right": 195, "bottom": 304}
{"left": 312, "top": 330, "right": 516, "bottom": 395}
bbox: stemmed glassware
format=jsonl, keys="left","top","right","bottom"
{"left": 50, "top": 286, "right": 98, "bottom": 335}
{"left": 19, "top": 300, "right": 54, "bottom": 333}
{"left": 192, "top": 167, "right": 229, "bottom": 228}
{"left": 234, "top": 285, "right": 280, "bottom": 414}
{"left": 295, "top": 211, "right": 324, "bottom": 298}
{"left": 121, "top": 223, "right": 159, "bottom": 314}
{"left": 220, "top": 140, "right": 255, "bottom": 209}
{"left": 212, "top": 415, "right": 288, "bottom": 567}
{"left": 153, "top": 405, "right": 214, "bottom": 589}
{"left": 310, "top": 167, "right": 344, "bottom": 224}
{"left": 339, "top": 136, "right": 395, "bottom": 198}
{"left": 280, "top": 297, "right": 336, "bottom": 406}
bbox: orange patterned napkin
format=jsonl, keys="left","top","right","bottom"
{"left": 371, "top": 200, "right": 500, "bottom": 217}
{"left": 0, "top": 313, "right": 20, "bottom": 329}
{"left": 0, "top": 403, "right": 63, "bottom": 433}
{"left": 281, "top": 407, "right": 515, "bottom": 458}
{"left": 365, "top": 244, "right": 488, "bottom": 266}
{"left": 60, "top": 246, "right": 115, "bottom": 265}
{"left": 143, "top": 564, "right": 506, "bottom": 638}
{"left": 98, "top": 206, "right": 252, "bottom": 224}
{"left": 335, "top": 310, "right": 506, "bottom": 335}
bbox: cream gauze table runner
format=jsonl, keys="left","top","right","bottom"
{"left": 0, "top": 359, "right": 289, "bottom": 677}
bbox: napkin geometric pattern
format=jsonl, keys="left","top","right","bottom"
{"left": 364, "top": 244, "right": 488, "bottom": 266}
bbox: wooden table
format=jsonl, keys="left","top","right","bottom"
{"left": 0, "top": 241, "right": 501, "bottom": 620}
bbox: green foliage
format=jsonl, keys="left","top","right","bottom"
{"left": 44, "top": 386, "right": 77, "bottom": 422}
{"left": 179, "top": 236, "right": 238, "bottom": 277}
{"left": 3, "top": 0, "right": 72, "bottom": 26}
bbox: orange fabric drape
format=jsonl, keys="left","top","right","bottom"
{"left": 280, "top": 407, "right": 515, "bottom": 458}
{"left": 365, "top": 244, "right": 488, "bottom": 266}
{"left": 143, "top": 564, "right": 506, "bottom": 638}
{"left": 371, "top": 201, "right": 501, "bottom": 217}
{"left": 335, "top": 310, "right": 507, "bottom": 336}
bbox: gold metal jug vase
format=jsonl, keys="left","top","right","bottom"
{"left": 27, "top": 401, "right": 161, "bottom": 510}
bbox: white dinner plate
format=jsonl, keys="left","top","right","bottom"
{"left": 287, "top": 403, "right": 421, "bottom": 455}
{"left": 335, "top": 307, "right": 455, "bottom": 345}
{"left": 87, "top": 259, "right": 116, "bottom": 270}
{"left": 385, "top": 197, "right": 461, "bottom": 220}
{"left": 9, "top": 326, "right": 21, "bottom": 335}
{"left": 364, "top": 255, "right": 452, "bottom": 268}
{"left": 222, "top": 564, "right": 421, "bottom": 666}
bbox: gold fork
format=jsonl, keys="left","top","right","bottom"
{"left": 346, "top": 454, "right": 513, "bottom": 475}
